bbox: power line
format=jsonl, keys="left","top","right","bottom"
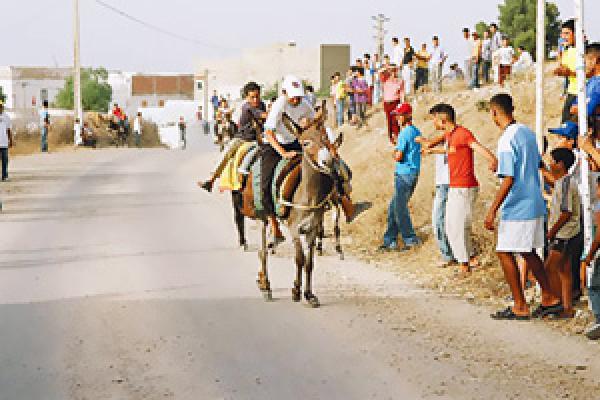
{"left": 93, "top": 0, "right": 238, "bottom": 51}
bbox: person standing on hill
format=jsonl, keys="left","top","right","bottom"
{"left": 0, "top": 101, "right": 13, "bottom": 182}
{"left": 352, "top": 69, "right": 369, "bottom": 128}
{"left": 469, "top": 31, "right": 483, "bottom": 90}
{"left": 554, "top": 19, "right": 579, "bottom": 123}
{"left": 373, "top": 53, "right": 383, "bottom": 104}
{"left": 40, "top": 100, "right": 50, "bottom": 153}
{"left": 481, "top": 30, "right": 493, "bottom": 84}
{"left": 379, "top": 103, "right": 422, "bottom": 251}
{"left": 332, "top": 72, "right": 346, "bottom": 127}
{"left": 485, "top": 93, "right": 558, "bottom": 320}
{"left": 402, "top": 38, "right": 415, "bottom": 96}
{"left": 178, "top": 116, "right": 187, "bottom": 150}
{"left": 489, "top": 23, "right": 503, "bottom": 83}
{"left": 430, "top": 36, "right": 447, "bottom": 93}
{"left": 211, "top": 91, "right": 220, "bottom": 120}
{"left": 134, "top": 112, "right": 143, "bottom": 148}
{"left": 424, "top": 103, "right": 497, "bottom": 276}
{"left": 462, "top": 28, "right": 473, "bottom": 84}
{"left": 495, "top": 37, "right": 515, "bottom": 86}
{"left": 391, "top": 37, "right": 403, "bottom": 68}
{"left": 414, "top": 43, "right": 430, "bottom": 92}
{"left": 380, "top": 65, "right": 405, "bottom": 143}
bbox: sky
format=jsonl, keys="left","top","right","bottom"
{"left": 4, "top": 0, "right": 600, "bottom": 73}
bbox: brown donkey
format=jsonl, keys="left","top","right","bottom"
{"left": 235, "top": 103, "right": 337, "bottom": 307}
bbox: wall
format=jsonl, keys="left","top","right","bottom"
{"left": 320, "top": 45, "right": 351, "bottom": 93}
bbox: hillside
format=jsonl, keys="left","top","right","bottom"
{"left": 339, "top": 68, "right": 594, "bottom": 335}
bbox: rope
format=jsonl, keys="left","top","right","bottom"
{"left": 277, "top": 154, "right": 335, "bottom": 211}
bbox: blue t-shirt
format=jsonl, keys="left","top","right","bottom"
{"left": 497, "top": 123, "right": 546, "bottom": 220}
{"left": 211, "top": 95, "right": 220, "bottom": 108}
{"left": 395, "top": 124, "right": 421, "bottom": 175}
{"left": 573, "top": 76, "right": 600, "bottom": 116}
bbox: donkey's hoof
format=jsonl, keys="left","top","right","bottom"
{"left": 317, "top": 248, "right": 324, "bottom": 257}
{"left": 304, "top": 293, "right": 320, "bottom": 308}
{"left": 292, "top": 288, "right": 301, "bottom": 302}
{"left": 338, "top": 253, "right": 345, "bottom": 261}
{"left": 241, "top": 242, "right": 249, "bottom": 252}
{"left": 262, "top": 290, "right": 273, "bottom": 301}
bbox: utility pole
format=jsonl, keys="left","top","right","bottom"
{"left": 74, "top": 0, "right": 83, "bottom": 145}
{"left": 371, "top": 14, "right": 390, "bottom": 58}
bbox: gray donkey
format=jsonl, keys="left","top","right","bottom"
{"left": 237, "top": 102, "right": 338, "bottom": 307}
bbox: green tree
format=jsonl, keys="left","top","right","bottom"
{"left": 54, "top": 67, "right": 112, "bottom": 112}
{"left": 498, "top": 0, "right": 561, "bottom": 59}
{"left": 475, "top": 21, "right": 489, "bottom": 37}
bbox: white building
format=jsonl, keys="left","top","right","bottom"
{"left": 0, "top": 66, "right": 72, "bottom": 111}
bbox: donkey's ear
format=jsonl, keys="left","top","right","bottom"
{"left": 282, "top": 112, "right": 302, "bottom": 138}
{"left": 321, "top": 99, "right": 327, "bottom": 119}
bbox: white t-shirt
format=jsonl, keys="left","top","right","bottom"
{"left": 134, "top": 117, "right": 142, "bottom": 133}
{"left": 264, "top": 96, "right": 315, "bottom": 145}
{"left": 514, "top": 51, "right": 533, "bottom": 69}
{"left": 435, "top": 153, "right": 449, "bottom": 185}
{"left": 430, "top": 46, "right": 446, "bottom": 65}
{"left": 496, "top": 46, "right": 515, "bottom": 66}
{"left": 464, "top": 38, "right": 474, "bottom": 61}
{"left": 392, "top": 45, "right": 403, "bottom": 66}
{"left": 0, "top": 112, "right": 12, "bottom": 148}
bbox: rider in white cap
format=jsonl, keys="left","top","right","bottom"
{"left": 260, "top": 75, "right": 315, "bottom": 245}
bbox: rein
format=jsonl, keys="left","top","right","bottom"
{"left": 278, "top": 153, "right": 335, "bottom": 211}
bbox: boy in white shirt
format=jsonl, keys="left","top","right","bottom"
{"left": 495, "top": 37, "right": 515, "bottom": 85}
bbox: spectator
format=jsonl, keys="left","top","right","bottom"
{"left": 426, "top": 103, "right": 497, "bottom": 275}
{"left": 363, "top": 54, "right": 373, "bottom": 106}
{"left": 352, "top": 68, "right": 369, "bottom": 128}
{"left": 430, "top": 36, "right": 447, "bottom": 93}
{"left": 402, "top": 38, "right": 415, "bottom": 96}
{"left": 0, "top": 101, "right": 13, "bottom": 182}
{"left": 332, "top": 72, "right": 346, "bottom": 127}
{"left": 381, "top": 65, "right": 405, "bottom": 143}
{"left": 496, "top": 37, "right": 515, "bottom": 86}
{"left": 445, "top": 63, "right": 465, "bottom": 81}
{"left": 391, "top": 37, "right": 402, "bottom": 68}
{"left": 485, "top": 93, "right": 557, "bottom": 320}
{"left": 554, "top": 19, "right": 578, "bottom": 123}
{"left": 74, "top": 118, "right": 82, "bottom": 146}
{"left": 81, "top": 122, "right": 97, "bottom": 148}
{"left": 540, "top": 147, "right": 580, "bottom": 319}
{"left": 582, "top": 176, "right": 600, "bottom": 339}
{"left": 179, "top": 116, "right": 187, "bottom": 150}
{"left": 470, "top": 31, "right": 483, "bottom": 89}
{"left": 211, "top": 90, "right": 220, "bottom": 119}
{"left": 418, "top": 104, "right": 455, "bottom": 267}
{"left": 379, "top": 103, "right": 422, "bottom": 251}
{"left": 345, "top": 69, "right": 356, "bottom": 125}
{"left": 481, "top": 30, "right": 493, "bottom": 84}
{"left": 462, "top": 28, "right": 473, "bottom": 84}
{"left": 40, "top": 100, "right": 50, "bottom": 153}
{"left": 305, "top": 85, "right": 317, "bottom": 108}
{"left": 373, "top": 53, "right": 383, "bottom": 103}
{"left": 415, "top": 43, "right": 430, "bottom": 92}
{"left": 513, "top": 46, "right": 533, "bottom": 73}
{"left": 489, "top": 23, "right": 503, "bottom": 83}
{"left": 134, "top": 112, "right": 143, "bottom": 148}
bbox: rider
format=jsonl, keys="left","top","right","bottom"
{"left": 261, "top": 75, "right": 316, "bottom": 245}
{"left": 199, "top": 81, "right": 267, "bottom": 192}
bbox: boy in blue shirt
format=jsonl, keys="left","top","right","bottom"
{"left": 485, "top": 94, "right": 560, "bottom": 320}
{"left": 379, "top": 103, "right": 422, "bottom": 251}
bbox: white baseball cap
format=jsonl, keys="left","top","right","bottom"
{"left": 282, "top": 75, "right": 305, "bottom": 98}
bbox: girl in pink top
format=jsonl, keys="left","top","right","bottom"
{"left": 381, "top": 66, "right": 405, "bottom": 142}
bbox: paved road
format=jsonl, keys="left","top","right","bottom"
{"left": 0, "top": 124, "right": 423, "bottom": 399}
{"left": 2, "top": 123, "right": 599, "bottom": 400}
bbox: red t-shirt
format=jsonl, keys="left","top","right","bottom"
{"left": 445, "top": 126, "right": 478, "bottom": 188}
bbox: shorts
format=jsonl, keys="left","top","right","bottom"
{"left": 497, "top": 217, "right": 544, "bottom": 253}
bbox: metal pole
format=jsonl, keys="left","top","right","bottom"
{"left": 574, "top": 0, "right": 593, "bottom": 293}
{"left": 535, "top": 0, "right": 545, "bottom": 153}
{"left": 74, "top": 0, "right": 83, "bottom": 145}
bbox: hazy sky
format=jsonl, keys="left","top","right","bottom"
{"left": 5, "top": 0, "right": 600, "bottom": 73}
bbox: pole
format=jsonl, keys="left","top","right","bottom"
{"left": 372, "top": 14, "right": 389, "bottom": 59}
{"left": 535, "top": 0, "right": 545, "bottom": 153}
{"left": 574, "top": 0, "right": 593, "bottom": 293}
{"left": 73, "top": 0, "right": 83, "bottom": 145}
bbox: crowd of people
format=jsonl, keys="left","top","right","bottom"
{"left": 368, "top": 19, "right": 600, "bottom": 341}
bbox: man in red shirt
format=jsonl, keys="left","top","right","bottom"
{"left": 422, "top": 103, "right": 497, "bottom": 275}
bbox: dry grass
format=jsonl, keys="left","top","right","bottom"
{"left": 339, "top": 68, "right": 594, "bottom": 335}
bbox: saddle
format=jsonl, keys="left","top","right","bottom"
{"left": 240, "top": 155, "right": 303, "bottom": 219}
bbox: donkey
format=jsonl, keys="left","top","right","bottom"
{"left": 232, "top": 102, "right": 338, "bottom": 307}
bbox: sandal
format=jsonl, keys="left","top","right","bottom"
{"left": 490, "top": 307, "right": 530, "bottom": 321}
{"left": 531, "top": 303, "right": 563, "bottom": 319}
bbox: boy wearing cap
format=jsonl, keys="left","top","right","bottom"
{"left": 0, "top": 101, "right": 13, "bottom": 182}
{"left": 379, "top": 103, "right": 422, "bottom": 251}
{"left": 261, "top": 75, "right": 315, "bottom": 245}
{"left": 485, "top": 93, "right": 559, "bottom": 320}
{"left": 422, "top": 104, "right": 497, "bottom": 275}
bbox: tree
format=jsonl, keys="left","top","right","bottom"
{"left": 475, "top": 21, "right": 489, "bottom": 37}
{"left": 498, "top": 0, "right": 561, "bottom": 59}
{"left": 54, "top": 67, "right": 112, "bottom": 112}
{"left": 0, "top": 86, "right": 5, "bottom": 104}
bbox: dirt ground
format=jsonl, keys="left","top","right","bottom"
{"left": 339, "top": 69, "right": 597, "bottom": 337}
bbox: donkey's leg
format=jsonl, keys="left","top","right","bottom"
{"left": 334, "top": 204, "right": 344, "bottom": 260}
{"left": 257, "top": 220, "right": 272, "bottom": 301}
{"left": 292, "top": 236, "right": 304, "bottom": 302}
{"left": 303, "top": 235, "right": 320, "bottom": 308}
{"left": 316, "top": 219, "right": 324, "bottom": 257}
{"left": 232, "top": 192, "right": 247, "bottom": 251}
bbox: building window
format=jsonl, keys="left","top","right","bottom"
{"left": 40, "top": 89, "right": 49, "bottom": 103}
{"left": 141, "top": 100, "right": 148, "bottom": 108}
{"left": 197, "top": 81, "right": 203, "bottom": 90}
{"left": 159, "top": 100, "right": 165, "bottom": 107}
